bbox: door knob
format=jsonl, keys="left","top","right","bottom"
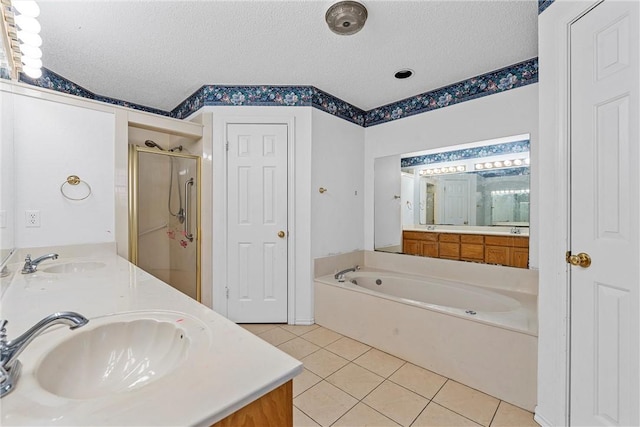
{"left": 278, "top": 231, "right": 286, "bottom": 238}
{"left": 566, "top": 252, "right": 591, "bottom": 268}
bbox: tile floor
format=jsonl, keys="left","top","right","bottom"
{"left": 241, "top": 323, "right": 540, "bottom": 427}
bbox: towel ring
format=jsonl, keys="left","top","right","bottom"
{"left": 60, "top": 175, "right": 92, "bottom": 201}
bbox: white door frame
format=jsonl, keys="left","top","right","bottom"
{"left": 537, "top": 1, "right": 605, "bottom": 425}
{"left": 218, "top": 116, "right": 296, "bottom": 324}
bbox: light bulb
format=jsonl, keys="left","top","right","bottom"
{"left": 21, "top": 56, "right": 42, "bottom": 68}
{"left": 12, "top": 1, "right": 40, "bottom": 18}
{"left": 484, "top": 162, "right": 493, "bottom": 169}
{"left": 503, "top": 160, "right": 512, "bottom": 166}
{"left": 22, "top": 65, "right": 42, "bottom": 79}
{"left": 14, "top": 14, "right": 41, "bottom": 33}
{"left": 457, "top": 166, "right": 465, "bottom": 171}
{"left": 494, "top": 161, "right": 503, "bottom": 168}
{"left": 475, "top": 164, "right": 484, "bottom": 170}
{"left": 18, "top": 30, "right": 42, "bottom": 47}
{"left": 20, "top": 44, "right": 42, "bottom": 59}
{"left": 514, "top": 159, "right": 523, "bottom": 166}
{"left": 524, "top": 158, "right": 530, "bottom": 165}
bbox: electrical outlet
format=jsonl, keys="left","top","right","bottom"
{"left": 25, "top": 210, "right": 40, "bottom": 227}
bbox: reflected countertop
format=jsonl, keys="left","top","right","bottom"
{"left": 403, "top": 225, "right": 530, "bottom": 237}
{"left": 0, "top": 243, "right": 302, "bottom": 426}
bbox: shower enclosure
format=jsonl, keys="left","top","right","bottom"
{"left": 129, "top": 145, "right": 201, "bottom": 301}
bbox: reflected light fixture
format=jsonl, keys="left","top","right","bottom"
{"left": 326, "top": 1, "right": 368, "bottom": 35}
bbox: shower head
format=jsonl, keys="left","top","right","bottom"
{"left": 144, "top": 140, "right": 164, "bottom": 150}
{"left": 169, "top": 145, "right": 183, "bottom": 152}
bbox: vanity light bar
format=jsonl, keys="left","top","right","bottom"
{"left": 420, "top": 165, "right": 466, "bottom": 176}
{"left": 491, "top": 189, "right": 530, "bottom": 196}
{"left": 0, "top": 0, "right": 42, "bottom": 80}
{"left": 475, "top": 157, "right": 530, "bottom": 171}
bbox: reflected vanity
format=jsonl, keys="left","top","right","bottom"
{"left": 374, "top": 134, "right": 531, "bottom": 269}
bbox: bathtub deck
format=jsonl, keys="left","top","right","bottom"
{"left": 314, "top": 278, "right": 538, "bottom": 412}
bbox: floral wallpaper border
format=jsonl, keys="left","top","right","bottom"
{"left": 401, "top": 139, "right": 530, "bottom": 168}
{"left": 365, "top": 58, "right": 538, "bottom": 127}
{"left": 14, "top": 57, "right": 537, "bottom": 128}
{"left": 538, "top": 0, "right": 555, "bottom": 14}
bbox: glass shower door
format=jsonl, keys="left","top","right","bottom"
{"left": 130, "top": 146, "right": 200, "bottom": 301}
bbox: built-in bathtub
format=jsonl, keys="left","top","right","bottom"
{"left": 314, "top": 251, "right": 538, "bottom": 411}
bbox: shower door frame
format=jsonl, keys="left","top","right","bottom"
{"left": 128, "top": 144, "right": 202, "bottom": 302}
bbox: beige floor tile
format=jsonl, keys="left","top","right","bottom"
{"left": 354, "top": 348, "right": 406, "bottom": 378}
{"left": 433, "top": 381, "right": 499, "bottom": 427}
{"left": 278, "top": 337, "right": 321, "bottom": 360}
{"left": 294, "top": 406, "right": 321, "bottom": 427}
{"left": 334, "top": 402, "right": 401, "bottom": 427}
{"left": 239, "top": 323, "right": 280, "bottom": 334}
{"left": 326, "top": 362, "right": 385, "bottom": 399}
{"left": 294, "top": 369, "right": 322, "bottom": 397}
{"left": 412, "top": 402, "right": 482, "bottom": 427}
{"left": 389, "top": 363, "right": 447, "bottom": 399}
{"left": 300, "top": 326, "right": 344, "bottom": 347}
{"left": 301, "top": 349, "right": 350, "bottom": 378}
{"left": 294, "top": 381, "right": 358, "bottom": 427}
{"left": 363, "top": 380, "right": 429, "bottom": 426}
{"left": 257, "top": 326, "right": 297, "bottom": 346}
{"left": 281, "top": 324, "right": 321, "bottom": 336}
{"left": 325, "top": 336, "right": 372, "bottom": 360}
{"left": 490, "top": 401, "right": 539, "bottom": 427}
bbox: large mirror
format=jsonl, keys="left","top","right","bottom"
{"left": 0, "top": 85, "right": 15, "bottom": 269}
{"left": 375, "top": 134, "right": 530, "bottom": 254}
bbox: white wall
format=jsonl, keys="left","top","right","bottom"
{"left": 0, "top": 87, "right": 15, "bottom": 261}
{"left": 311, "top": 109, "right": 365, "bottom": 258}
{"left": 364, "top": 84, "right": 540, "bottom": 269}
{"left": 13, "top": 93, "right": 116, "bottom": 248}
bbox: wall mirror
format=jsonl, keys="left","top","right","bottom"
{"left": 374, "top": 134, "right": 530, "bottom": 265}
{"left": 0, "top": 86, "right": 15, "bottom": 269}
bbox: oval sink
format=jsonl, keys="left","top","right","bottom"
{"left": 42, "top": 261, "right": 106, "bottom": 274}
{"left": 36, "top": 319, "right": 189, "bottom": 399}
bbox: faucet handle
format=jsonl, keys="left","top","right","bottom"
{"left": 0, "top": 320, "right": 7, "bottom": 345}
{"left": 24, "top": 254, "right": 31, "bottom": 262}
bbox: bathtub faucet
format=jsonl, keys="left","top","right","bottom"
{"left": 335, "top": 265, "right": 360, "bottom": 282}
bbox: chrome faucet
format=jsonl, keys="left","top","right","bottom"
{"left": 21, "top": 253, "right": 59, "bottom": 274}
{"left": 0, "top": 312, "right": 89, "bottom": 397}
{"left": 335, "top": 265, "right": 360, "bottom": 282}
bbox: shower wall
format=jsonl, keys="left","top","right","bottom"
{"left": 136, "top": 150, "right": 198, "bottom": 300}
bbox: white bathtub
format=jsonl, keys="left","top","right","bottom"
{"left": 314, "top": 268, "right": 538, "bottom": 411}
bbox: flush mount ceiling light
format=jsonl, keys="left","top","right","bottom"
{"left": 325, "top": 1, "right": 368, "bottom": 36}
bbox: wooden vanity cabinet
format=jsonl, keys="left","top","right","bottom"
{"left": 460, "top": 234, "right": 485, "bottom": 261}
{"left": 212, "top": 380, "right": 293, "bottom": 427}
{"left": 401, "top": 230, "right": 529, "bottom": 268}
{"left": 438, "top": 234, "right": 460, "bottom": 260}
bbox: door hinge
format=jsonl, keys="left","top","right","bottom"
{"left": 565, "top": 251, "right": 571, "bottom": 264}
{"left": 225, "top": 287, "right": 229, "bottom": 299}
{"left": 225, "top": 141, "right": 229, "bottom": 151}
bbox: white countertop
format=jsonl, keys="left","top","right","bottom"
{"left": 403, "top": 225, "right": 530, "bottom": 237}
{"left": 0, "top": 244, "right": 302, "bottom": 426}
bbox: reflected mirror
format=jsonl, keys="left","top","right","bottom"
{"left": 374, "top": 134, "right": 530, "bottom": 266}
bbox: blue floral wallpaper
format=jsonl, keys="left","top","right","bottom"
{"left": 19, "top": 68, "right": 171, "bottom": 116}
{"left": 365, "top": 58, "right": 538, "bottom": 127}
{"left": 477, "top": 167, "right": 530, "bottom": 178}
{"left": 15, "top": 57, "right": 538, "bottom": 128}
{"left": 538, "top": 0, "right": 555, "bottom": 14}
{"left": 401, "top": 139, "right": 530, "bottom": 168}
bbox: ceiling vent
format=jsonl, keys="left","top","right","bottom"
{"left": 325, "top": 1, "right": 368, "bottom": 36}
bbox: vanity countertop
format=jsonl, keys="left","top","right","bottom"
{"left": 403, "top": 225, "right": 530, "bottom": 237}
{"left": 0, "top": 244, "right": 302, "bottom": 426}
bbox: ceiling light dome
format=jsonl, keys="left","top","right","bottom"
{"left": 325, "top": 1, "right": 368, "bottom": 36}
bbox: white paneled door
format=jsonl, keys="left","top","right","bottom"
{"left": 570, "top": 1, "right": 639, "bottom": 425}
{"left": 226, "top": 124, "right": 288, "bottom": 323}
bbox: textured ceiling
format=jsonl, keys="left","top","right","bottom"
{"left": 37, "top": 1, "right": 538, "bottom": 112}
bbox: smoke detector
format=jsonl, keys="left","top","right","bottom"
{"left": 325, "top": 1, "right": 368, "bottom": 36}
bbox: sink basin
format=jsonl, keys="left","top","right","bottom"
{"left": 36, "top": 318, "right": 190, "bottom": 399}
{"left": 42, "top": 261, "right": 106, "bottom": 274}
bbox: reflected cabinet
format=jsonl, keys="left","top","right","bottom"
{"left": 402, "top": 231, "right": 529, "bottom": 268}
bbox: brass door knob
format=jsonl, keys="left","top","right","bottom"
{"left": 567, "top": 252, "right": 591, "bottom": 268}
{"left": 278, "top": 231, "right": 286, "bottom": 238}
